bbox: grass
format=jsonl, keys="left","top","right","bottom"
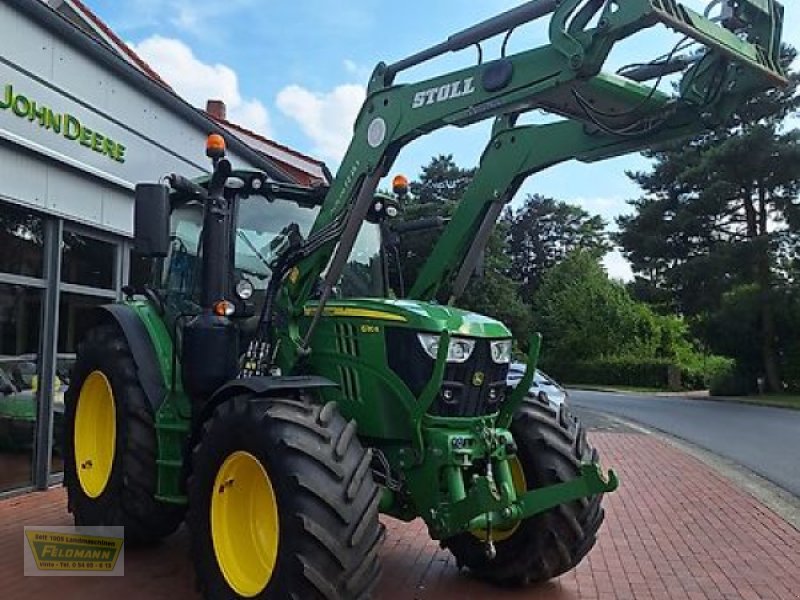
{"left": 711, "top": 393, "right": 800, "bottom": 410}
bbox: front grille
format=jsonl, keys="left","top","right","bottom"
{"left": 385, "top": 328, "right": 509, "bottom": 417}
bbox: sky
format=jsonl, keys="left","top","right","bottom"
{"left": 85, "top": 0, "right": 800, "bottom": 280}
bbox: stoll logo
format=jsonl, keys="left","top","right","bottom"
{"left": 411, "top": 77, "right": 476, "bottom": 109}
{"left": 23, "top": 526, "right": 124, "bottom": 576}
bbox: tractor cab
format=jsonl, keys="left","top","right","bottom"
{"left": 135, "top": 164, "right": 399, "bottom": 339}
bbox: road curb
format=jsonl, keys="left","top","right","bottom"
{"left": 569, "top": 385, "right": 709, "bottom": 398}
{"left": 571, "top": 386, "right": 800, "bottom": 410}
{"left": 595, "top": 412, "right": 800, "bottom": 532}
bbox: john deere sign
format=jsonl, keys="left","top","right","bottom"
{"left": 1, "top": 83, "right": 126, "bottom": 163}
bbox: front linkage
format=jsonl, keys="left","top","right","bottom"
{"left": 399, "top": 334, "right": 618, "bottom": 544}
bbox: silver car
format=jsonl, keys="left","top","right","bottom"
{"left": 506, "top": 363, "right": 568, "bottom": 409}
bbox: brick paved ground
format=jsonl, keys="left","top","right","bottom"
{"left": 2, "top": 432, "right": 799, "bottom": 600}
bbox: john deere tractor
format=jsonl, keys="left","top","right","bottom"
{"left": 64, "top": 1, "right": 786, "bottom": 598}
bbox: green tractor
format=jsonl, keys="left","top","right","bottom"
{"left": 63, "top": 1, "right": 786, "bottom": 598}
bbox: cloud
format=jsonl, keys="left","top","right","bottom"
{"left": 276, "top": 84, "right": 366, "bottom": 163}
{"left": 130, "top": 36, "right": 272, "bottom": 136}
{"left": 603, "top": 249, "right": 634, "bottom": 283}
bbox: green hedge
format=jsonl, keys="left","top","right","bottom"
{"left": 543, "top": 357, "right": 673, "bottom": 389}
{"left": 543, "top": 355, "right": 735, "bottom": 391}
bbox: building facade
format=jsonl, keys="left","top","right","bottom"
{"left": 0, "top": 0, "right": 325, "bottom": 494}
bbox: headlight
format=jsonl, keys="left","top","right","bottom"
{"left": 235, "top": 278, "right": 254, "bottom": 300}
{"left": 417, "top": 333, "right": 476, "bottom": 363}
{"left": 490, "top": 340, "right": 512, "bottom": 364}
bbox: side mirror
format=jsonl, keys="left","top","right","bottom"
{"left": 134, "top": 183, "right": 171, "bottom": 257}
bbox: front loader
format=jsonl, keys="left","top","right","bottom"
{"left": 63, "top": 1, "right": 786, "bottom": 598}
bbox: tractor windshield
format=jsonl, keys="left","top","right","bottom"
{"left": 337, "top": 222, "right": 384, "bottom": 298}
{"left": 160, "top": 195, "right": 320, "bottom": 313}
{"left": 160, "top": 190, "right": 384, "bottom": 312}
{"left": 234, "top": 196, "right": 319, "bottom": 293}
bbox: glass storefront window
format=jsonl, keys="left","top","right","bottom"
{"left": 62, "top": 231, "right": 116, "bottom": 289}
{"left": 0, "top": 284, "right": 43, "bottom": 491}
{"left": 51, "top": 293, "right": 107, "bottom": 476}
{"left": 0, "top": 203, "right": 44, "bottom": 278}
{"left": 58, "top": 293, "right": 107, "bottom": 355}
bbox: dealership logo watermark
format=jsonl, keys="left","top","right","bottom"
{"left": 1, "top": 83, "right": 127, "bottom": 163}
{"left": 23, "top": 526, "right": 124, "bottom": 576}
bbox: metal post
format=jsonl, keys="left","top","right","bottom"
{"left": 32, "top": 218, "right": 62, "bottom": 489}
{"left": 118, "top": 239, "right": 130, "bottom": 299}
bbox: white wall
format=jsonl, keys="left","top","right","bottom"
{"left": 0, "top": 2, "right": 259, "bottom": 236}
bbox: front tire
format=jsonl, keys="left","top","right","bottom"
{"left": 188, "top": 395, "right": 383, "bottom": 599}
{"left": 63, "top": 324, "right": 185, "bottom": 544}
{"left": 443, "top": 397, "right": 605, "bottom": 585}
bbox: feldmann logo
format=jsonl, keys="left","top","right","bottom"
{"left": 412, "top": 77, "right": 476, "bottom": 108}
{"left": 24, "top": 528, "right": 124, "bottom": 573}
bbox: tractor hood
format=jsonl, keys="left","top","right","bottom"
{"left": 303, "top": 298, "right": 512, "bottom": 338}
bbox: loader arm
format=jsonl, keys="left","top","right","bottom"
{"left": 271, "top": 0, "right": 785, "bottom": 365}
{"left": 408, "top": 1, "right": 788, "bottom": 303}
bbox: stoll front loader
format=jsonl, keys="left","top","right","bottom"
{"left": 63, "top": 1, "right": 785, "bottom": 598}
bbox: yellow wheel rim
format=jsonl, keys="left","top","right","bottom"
{"left": 211, "top": 451, "right": 279, "bottom": 597}
{"left": 471, "top": 457, "right": 527, "bottom": 542}
{"left": 74, "top": 370, "right": 117, "bottom": 499}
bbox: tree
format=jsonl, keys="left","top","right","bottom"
{"left": 459, "top": 219, "right": 532, "bottom": 342}
{"left": 391, "top": 155, "right": 473, "bottom": 292}
{"left": 389, "top": 155, "right": 533, "bottom": 340}
{"left": 507, "top": 194, "right": 609, "bottom": 298}
{"left": 531, "top": 251, "right": 660, "bottom": 364}
{"left": 616, "top": 49, "right": 800, "bottom": 392}
{"left": 409, "top": 154, "right": 475, "bottom": 204}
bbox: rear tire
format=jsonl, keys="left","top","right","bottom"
{"left": 443, "top": 396, "right": 605, "bottom": 585}
{"left": 63, "top": 324, "right": 184, "bottom": 544}
{"left": 187, "top": 395, "right": 383, "bottom": 599}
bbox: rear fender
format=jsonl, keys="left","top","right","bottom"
{"left": 94, "top": 304, "right": 169, "bottom": 414}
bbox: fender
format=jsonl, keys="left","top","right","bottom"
{"left": 198, "top": 375, "right": 338, "bottom": 427}
{"left": 96, "top": 304, "right": 167, "bottom": 414}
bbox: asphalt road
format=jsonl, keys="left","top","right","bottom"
{"left": 570, "top": 390, "right": 800, "bottom": 497}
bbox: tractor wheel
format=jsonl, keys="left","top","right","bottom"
{"left": 443, "top": 396, "right": 605, "bottom": 585}
{"left": 187, "top": 395, "right": 383, "bottom": 600}
{"left": 63, "top": 324, "right": 185, "bottom": 544}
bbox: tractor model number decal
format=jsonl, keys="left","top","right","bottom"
{"left": 412, "top": 78, "right": 475, "bottom": 109}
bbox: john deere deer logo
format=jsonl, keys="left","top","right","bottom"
{"left": 472, "top": 372, "right": 485, "bottom": 386}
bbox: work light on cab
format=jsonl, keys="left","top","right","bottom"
{"left": 206, "top": 133, "right": 226, "bottom": 159}
{"left": 392, "top": 174, "right": 409, "bottom": 198}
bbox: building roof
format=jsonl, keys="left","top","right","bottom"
{"left": 47, "top": 0, "right": 171, "bottom": 88}
{"left": 45, "top": 0, "right": 329, "bottom": 186}
{"left": 213, "top": 116, "right": 329, "bottom": 186}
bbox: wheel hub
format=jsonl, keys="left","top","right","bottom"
{"left": 74, "top": 370, "right": 116, "bottom": 498}
{"left": 211, "top": 450, "right": 279, "bottom": 597}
